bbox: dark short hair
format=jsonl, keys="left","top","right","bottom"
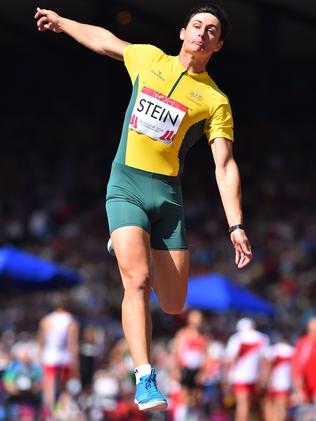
{"left": 184, "top": 3, "right": 231, "bottom": 41}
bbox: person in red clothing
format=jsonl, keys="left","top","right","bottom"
{"left": 261, "top": 336, "right": 294, "bottom": 421}
{"left": 292, "top": 317, "right": 316, "bottom": 404}
{"left": 171, "top": 309, "right": 208, "bottom": 418}
{"left": 223, "top": 318, "right": 270, "bottom": 421}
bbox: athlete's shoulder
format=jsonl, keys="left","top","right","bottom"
{"left": 123, "top": 44, "right": 167, "bottom": 82}
{"left": 123, "top": 43, "right": 166, "bottom": 62}
{"left": 203, "top": 73, "right": 230, "bottom": 104}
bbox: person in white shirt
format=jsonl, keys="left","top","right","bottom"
{"left": 261, "top": 336, "right": 294, "bottom": 421}
{"left": 38, "top": 298, "right": 79, "bottom": 413}
{"left": 224, "top": 318, "right": 270, "bottom": 421}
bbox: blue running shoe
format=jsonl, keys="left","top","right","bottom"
{"left": 135, "top": 369, "right": 168, "bottom": 411}
{"left": 107, "top": 238, "right": 115, "bottom": 256}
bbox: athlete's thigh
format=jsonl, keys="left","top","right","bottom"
{"left": 106, "top": 162, "right": 151, "bottom": 236}
{"left": 106, "top": 199, "right": 150, "bottom": 236}
{"left": 150, "top": 178, "right": 187, "bottom": 251}
{"left": 151, "top": 248, "right": 189, "bottom": 314}
{"left": 111, "top": 226, "right": 151, "bottom": 288}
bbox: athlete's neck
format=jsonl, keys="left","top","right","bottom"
{"left": 178, "top": 50, "right": 209, "bottom": 74}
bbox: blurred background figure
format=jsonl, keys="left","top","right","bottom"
{"left": 87, "top": 365, "right": 147, "bottom": 421}
{"left": 79, "top": 325, "right": 100, "bottom": 394}
{"left": 261, "top": 335, "right": 294, "bottom": 421}
{"left": 38, "top": 295, "right": 80, "bottom": 416}
{"left": 198, "top": 333, "right": 226, "bottom": 419}
{"left": 0, "top": 337, "right": 11, "bottom": 418}
{"left": 223, "top": 317, "right": 270, "bottom": 421}
{"left": 53, "top": 377, "right": 85, "bottom": 421}
{"left": 2, "top": 342, "right": 42, "bottom": 421}
{"left": 171, "top": 309, "right": 208, "bottom": 420}
{"left": 292, "top": 317, "right": 316, "bottom": 406}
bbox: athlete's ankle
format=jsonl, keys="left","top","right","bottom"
{"left": 135, "top": 364, "right": 152, "bottom": 383}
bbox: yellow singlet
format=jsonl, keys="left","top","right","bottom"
{"left": 113, "top": 44, "right": 234, "bottom": 177}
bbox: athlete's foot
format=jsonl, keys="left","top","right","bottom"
{"left": 135, "top": 368, "right": 168, "bottom": 411}
{"left": 107, "top": 238, "right": 115, "bottom": 257}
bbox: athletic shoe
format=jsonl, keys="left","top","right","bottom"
{"left": 134, "top": 368, "right": 168, "bottom": 411}
{"left": 107, "top": 238, "right": 115, "bottom": 256}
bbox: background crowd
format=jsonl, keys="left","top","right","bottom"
{"left": 0, "top": 114, "right": 315, "bottom": 420}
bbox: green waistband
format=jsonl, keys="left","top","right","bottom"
{"left": 111, "top": 162, "right": 181, "bottom": 183}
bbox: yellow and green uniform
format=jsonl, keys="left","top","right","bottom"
{"left": 106, "top": 44, "right": 234, "bottom": 250}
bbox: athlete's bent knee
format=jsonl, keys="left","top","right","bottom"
{"left": 160, "top": 300, "right": 185, "bottom": 315}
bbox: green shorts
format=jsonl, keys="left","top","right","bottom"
{"left": 106, "top": 162, "right": 187, "bottom": 250}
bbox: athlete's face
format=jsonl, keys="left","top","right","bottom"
{"left": 180, "top": 13, "right": 223, "bottom": 57}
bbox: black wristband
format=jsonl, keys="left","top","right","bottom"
{"left": 229, "top": 224, "right": 245, "bottom": 234}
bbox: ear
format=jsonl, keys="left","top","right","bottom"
{"left": 180, "top": 27, "right": 185, "bottom": 41}
{"left": 214, "top": 40, "right": 224, "bottom": 53}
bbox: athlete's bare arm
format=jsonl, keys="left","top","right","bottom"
{"left": 34, "top": 8, "right": 130, "bottom": 60}
{"left": 211, "top": 137, "right": 252, "bottom": 269}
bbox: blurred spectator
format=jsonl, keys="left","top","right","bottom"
{"left": 88, "top": 368, "right": 146, "bottom": 421}
{"left": 223, "top": 317, "right": 270, "bottom": 421}
{"left": 2, "top": 342, "right": 42, "bottom": 421}
{"left": 92, "top": 369, "right": 120, "bottom": 415}
{"left": 198, "top": 335, "right": 226, "bottom": 417}
{"left": 0, "top": 341, "right": 10, "bottom": 420}
{"left": 38, "top": 296, "right": 80, "bottom": 414}
{"left": 107, "top": 337, "right": 134, "bottom": 384}
{"left": 79, "top": 325, "right": 99, "bottom": 392}
{"left": 170, "top": 309, "right": 208, "bottom": 420}
{"left": 261, "top": 335, "right": 294, "bottom": 421}
{"left": 292, "top": 317, "right": 316, "bottom": 405}
{"left": 54, "top": 377, "right": 84, "bottom": 421}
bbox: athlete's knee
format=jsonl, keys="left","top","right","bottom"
{"left": 121, "top": 269, "right": 151, "bottom": 294}
{"left": 159, "top": 298, "right": 186, "bottom": 315}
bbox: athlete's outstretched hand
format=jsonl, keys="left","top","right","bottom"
{"left": 34, "top": 7, "right": 62, "bottom": 33}
{"left": 230, "top": 229, "right": 252, "bottom": 269}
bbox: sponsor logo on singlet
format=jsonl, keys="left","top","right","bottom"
{"left": 151, "top": 69, "right": 165, "bottom": 81}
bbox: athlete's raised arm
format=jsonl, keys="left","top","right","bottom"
{"left": 34, "top": 7, "right": 130, "bottom": 61}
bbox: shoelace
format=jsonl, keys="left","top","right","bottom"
{"left": 144, "top": 370, "right": 157, "bottom": 390}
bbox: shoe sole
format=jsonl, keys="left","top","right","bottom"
{"left": 137, "top": 400, "right": 168, "bottom": 412}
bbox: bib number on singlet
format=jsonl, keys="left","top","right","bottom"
{"left": 129, "top": 87, "right": 188, "bottom": 144}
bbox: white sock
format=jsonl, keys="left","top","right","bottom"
{"left": 135, "top": 364, "right": 152, "bottom": 383}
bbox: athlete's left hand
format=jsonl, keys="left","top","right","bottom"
{"left": 230, "top": 229, "right": 252, "bottom": 269}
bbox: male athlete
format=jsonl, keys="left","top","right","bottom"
{"left": 35, "top": 3, "right": 252, "bottom": 411}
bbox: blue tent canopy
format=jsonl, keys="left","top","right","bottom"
{"left": 152, "top": 272, "right": 275, "bottom": 315}
{"left": 0, "top": 247, "right": 82, "bottom": 290}
{"left": 186, "top": 273, "right": 275, "bottom": 314}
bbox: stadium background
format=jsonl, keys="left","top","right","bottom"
{"left": 0, "top": 0, "right": 316, "bottom": 416}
